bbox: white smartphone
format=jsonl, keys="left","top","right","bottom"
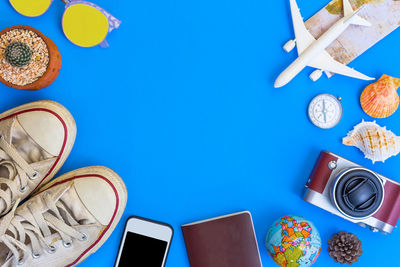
{"left": 114, "top": 216, "right": 173, "bottom": 267}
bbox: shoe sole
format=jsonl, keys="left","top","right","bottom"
{"left": 37, "top": 166, "right": 128, "bottom": 267}
{"left": 0, "top": 100, "right": 77, "bottom": 193}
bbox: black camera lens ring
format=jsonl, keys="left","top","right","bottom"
{"left": 332, "top": 167, "right": 384, "bottom": 219}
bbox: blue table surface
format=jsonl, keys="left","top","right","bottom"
{"left": 1, "top": 0, "right": 400, "bottom": 266}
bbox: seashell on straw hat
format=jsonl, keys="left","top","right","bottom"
{"left": 360, "top": 74, "right": 400, "bottom": 118}
{"left": 343, "top": 120, "right": 400, "bottom": 163}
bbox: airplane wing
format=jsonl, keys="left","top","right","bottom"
{"left": 289, "top": 0, "right": 316, "bottom": 55}
{"left": 308, "top": 50, "right": 375, "bottom": 81}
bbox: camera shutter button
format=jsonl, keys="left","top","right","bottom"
{"left": 328, "top": 161, "right": 337, "bottom": 170}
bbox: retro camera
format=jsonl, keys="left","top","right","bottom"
{"left": 304, "top": 151, "right": 400, "bottom": 234}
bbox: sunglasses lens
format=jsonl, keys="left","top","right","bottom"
{"left": 9, "top": 0, "right": 51, "bottom": 17}
{"left": 62, "top": 4, "right": 109, "bottom": 47}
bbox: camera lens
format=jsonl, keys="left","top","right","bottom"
{"left": 333, "top": 168, "right": 384, "bottom": 219}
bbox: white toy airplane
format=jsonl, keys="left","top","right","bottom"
{"left": 274, "top": 0, "right": 375, "bottom": 88}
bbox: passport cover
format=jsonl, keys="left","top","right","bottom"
{"left": 181, "top": 211, "right": 262, "bottom": 267}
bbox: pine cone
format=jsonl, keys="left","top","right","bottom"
{"left": 5, "top": 42, "right": 32, "bottom": 68}
{"left": 328, "top": 231, "right": 362, "bottom": 264}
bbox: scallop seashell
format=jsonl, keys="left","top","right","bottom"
{"left": 360, "top": 74, "right": 400, "bottom": 118}
{"left": 343, "top": 120, "right": 400, "bottom": 163}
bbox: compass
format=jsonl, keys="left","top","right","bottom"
{"left": 308, "top": 94, "right": 342, "bottom": 129}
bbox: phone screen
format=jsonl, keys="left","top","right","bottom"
{"left": 117, "top": 232, "right": 168, "bottom": 267}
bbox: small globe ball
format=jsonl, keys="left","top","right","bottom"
{"left": 266, "top": 215, "right": 321, "bottom": 267}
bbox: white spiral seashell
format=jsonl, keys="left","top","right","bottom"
{"left": 342, "top": 120, "right": 400, "bottom": 163}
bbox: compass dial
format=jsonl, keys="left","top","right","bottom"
{"left": 308, "top": 94, "right": 342, "bottom": 129}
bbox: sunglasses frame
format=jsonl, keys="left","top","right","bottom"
{"left": 9, "top": 0, "right": 121, "bottom": 48}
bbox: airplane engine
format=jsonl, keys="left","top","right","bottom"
{"left": 310, "top": 69, "right": 323, "bottom": 82}
{"left": 283, "top": 40, "right": 296, "bottom": 52}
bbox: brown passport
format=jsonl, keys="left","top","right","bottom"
{"left": 181, "top": 211, "right": 262, "bottom": 267}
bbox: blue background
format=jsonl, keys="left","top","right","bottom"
{"left": 1, "top": 0, "right": 400, "bottom": 266}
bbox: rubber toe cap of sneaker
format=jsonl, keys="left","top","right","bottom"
{"left": 17, "top": 110, "right": 65, "bottom": 156}
{"left": 74, "top": 177, "right": 117, "bottom": 226}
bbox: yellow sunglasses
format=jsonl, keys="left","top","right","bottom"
{"left": 9, "top": 0, "right": 121, "bottom": 48}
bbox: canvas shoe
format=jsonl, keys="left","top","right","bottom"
{"left": 0, "top": 166, "right": 127, "bottom": 266}
{"left": 0, "top": 101, "right": 76, "bottom": 217}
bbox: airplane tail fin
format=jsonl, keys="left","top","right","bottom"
{"left": 343, "top": 0, "right": 371, "bottom": 27}
{"left": 343, "top": 0, "right": 354, "bottom": 17}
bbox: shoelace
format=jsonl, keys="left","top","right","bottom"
{"left": 0, "top": 134, "right": 39, "bottom": 214}
{"left": 0, "top": 191, "right": 87, "bottom": 265}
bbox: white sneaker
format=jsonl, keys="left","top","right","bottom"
{"left": 0, "top": 101, "right": 76, "bottom": 216}
{"left": 0, "top": 166, "right": 127, "bottom": 267}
